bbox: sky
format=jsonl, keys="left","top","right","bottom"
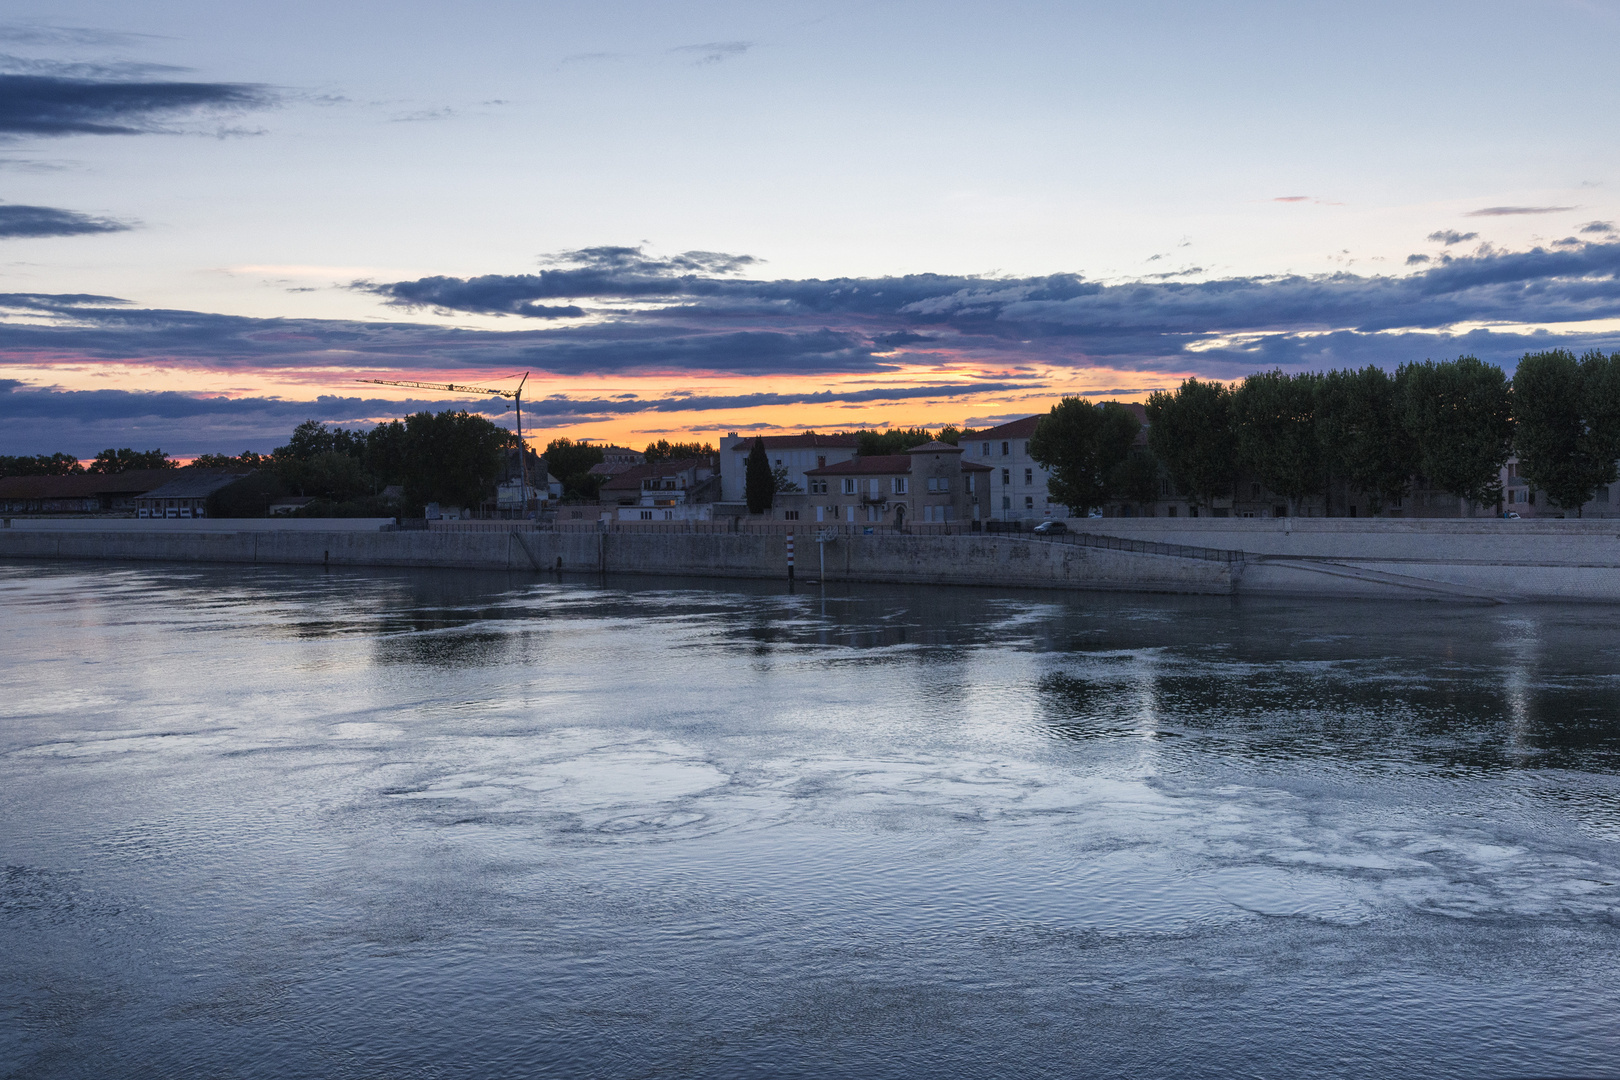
{"left": 4, "top": 0, "right": 1620, "bottom": 457}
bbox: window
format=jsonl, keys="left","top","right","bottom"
{"left": 1002, "top": 496, "right": 1011, "bottom": 509}
{"left": 1025, "top": 496, "right": 1034, "bottom": 510}
{"left": 664, "top": 510, "right": 674, "bottom": 520}
{"left": 1024, "top": 468, "right": 1033, "bottom": 485}
{"left": 966, "top": 475, "right": 975, "bottom": 493}
{"left": 937, "top": 478, "right": 949, "bottom": 492}
{"left": 845, "top": 505, "right": 855, "bottom": 522}
{"left": 639, "top": 510, "right": 652, "bottom": 520}
{"left": 810, "top": 479, "right": 827, "bottom": 494}
{"left": 868, "top": 478, "right": 880, "bottom": 495}
{"left": 981, "top": 442, "right": 991, "bottom": 456}
{"left": 815, "top": 506, "right": 825, "bottom": 521}
{"left": 842, "top": 478, "right": 856, "bottom": 495}
{"left": 926, "top": 477, "right": 938, "bottom": 492}
{"left": 893, "top": 477, "right": 907, "bottom": 494}
{"left": 783, "top": 510, "right": 799, "bottom": 520}
{"left": 1001, "top": 441, "right": 1010, "bottom": 456}
{"left": 1001, "top": 468, "right": 1010, "bottom": 485}
{"left": 1022, "top": 442, "right": 1029, "bottom": 454}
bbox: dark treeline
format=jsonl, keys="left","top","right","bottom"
{"left": 0, "top": 448, "right": 179, "bottom": 477}
{"left": 1031, "top": 350, "right": 1620, "bottom": 517}
{"left": 201, "top": 412, "right": 523, "bottom": 517}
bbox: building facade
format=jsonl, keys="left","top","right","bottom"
{"left": 718, "top": 433, "right": 860, "bottom": 504}
{"left": 775, "top": 441, "right": 990, "bottom": 526}
{"left": 600, "top": 457, "right": 719, "bottom": 521}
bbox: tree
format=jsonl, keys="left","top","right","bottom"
{"left": 276, "top": 420, "right": 364, "bottom": 461}
{"left": 364, "top": 421, "right": 409, "bottom": 488}
{"left": 1109, "top": 450, "right": 1163, "bottom": 511}
{"left": 745, "top": 436, "right": 774, "bottom": 513}
{"left": 643, "top": 439, "right": 715, "bottom": 463}
{"left": 1512, "top": 349, "right": 1620, "bottom": 515}
{"left": 191, "top": 451, "right": 266, "bottom": 469}
{"left": 400, "top": 410, "right": 509, "bottom": 510}
{"left": 87, "top": 448, "right": 177, "bottom": 474}
{"left": 1397, "top": 356, "right": 1513, "bottom": 508}
{"left": 0, "top": 453, "right": 84, "bottom": 477}
{"left": 1145, "top": 379, "right": 1237, "bottom": 510}
{"left": 1232, "top": 370, "right": 1323, "bottom": 515}
{"left": 855, "top": 427, "right": 937, "bottom": 456}
{"left": 1316, "top": 366, "right": 1415, "bottom": 514}
{"left": 1028, "top": 398, "right": 1141, "bottom": 513}
{"left": 542, "top": 437, "right": 606, "bottom": 502}
{"left": 207, "top": 471, "right": 286, "bottom": 518}
{"left": 770, "top": 463, "right": 802, "bottom": 493}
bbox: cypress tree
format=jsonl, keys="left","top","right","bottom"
{"left": 745, "top": 436, "right": 774, "bottom": 513}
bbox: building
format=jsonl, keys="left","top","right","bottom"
{"left": 134, "top": 470, "right": 254, "bottom": 518}
{"left": 0, "top": 469, "right": 187, "bottom": 515}
{"left": 776, "top": 441, "right": 990, "bottom": 526}
{"left": 600, "top": 457, "right": 719, "bottom": 521}
{"left": 966, "top": 416, "right": 1059, "bottom": 522}
{"left": 718, "top": 433, "right": 860, "bottom": 504}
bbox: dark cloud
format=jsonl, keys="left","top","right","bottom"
{"left": 0, "top": 24, "right": 153, "bottom": 47}
{"left": 0, "top": 382, "right": 1040, "bottom": 455}
{"left": 672, "top": 41, "right": 753, "bottom": 65}
{"left": 1426, "top": 230, "right": 1478, "bottom": 245}
{"left": 0, "top": 202, "right": 130, "bottom": 238}
{"left": 0, "top": 73, "right": 274, "bottom": 136}
{"left": 1464, "top": 205, "right": 1575, "bottom": 217}
{"left": 1581, "top": 221, "right": 1616, "bottom": 234}
{"left": 13, "top": 242, "right": 1620, "bottom": 397}
{"left": 1405, "top": 254, "right": 1430, "bottom": 265}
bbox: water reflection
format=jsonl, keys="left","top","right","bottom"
{"left": 3, "top": 561, "right": 1620, "bottom": 1080}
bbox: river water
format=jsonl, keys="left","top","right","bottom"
{"left": 2, "top": 561, "right": 1618, "bottom": 1079}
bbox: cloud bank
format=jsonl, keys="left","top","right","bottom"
{"left": 0, "top": 202, "right": 130, "bottom": 237}
{"left": 9, "top": 240, "right": 1620, "bottom": 451}
{"left": 0, "top": 73, "right": 274, "bottom": 136}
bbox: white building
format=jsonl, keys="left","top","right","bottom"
{"left": 718, "top": 433, "right": 859, "bottom": 503}
{"left": 966, "top": 416, "right": 1059, "bottom": 522}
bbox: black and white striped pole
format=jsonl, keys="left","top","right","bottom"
{"left": 786, "top": 531, "right": 795, "bottom": 584}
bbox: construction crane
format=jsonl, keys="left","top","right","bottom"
{"left": 358, "top": 372, "right": 534, "bottom": 513}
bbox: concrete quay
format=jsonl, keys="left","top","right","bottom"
{"left": 3, "top": 518, "right": 1620, "bottom": 601}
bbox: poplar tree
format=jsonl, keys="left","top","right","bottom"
{"left": 1396, "top": 356, "right": 1514, "bottom": 508}
{"left": 1145, "top": 378, "right": 1237, "bottom": 511}
{"left": 1231, "top": 370, "right": 1323, "bottom": 515}
{"left": 1028, "top": 398, "right": 1141, "bottom": 513}
{"left": 1316, "top": 366, "right": 1415, "bottom": 514}
{"left": 1513, "top": 349, "right": 1620, "bottom": 515}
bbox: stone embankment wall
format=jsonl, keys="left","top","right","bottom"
{"left": 7, "top": 518, "right": 1620, "bottom": 601}
{"left": 1057, "top": 518, "right": 1620, "bottom": 602}
{"left": 0, "top": 526, "right": 1236, "bottom": 595}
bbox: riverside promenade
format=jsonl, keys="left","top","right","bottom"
{"left": 3, "top": 517, "right": 1619, "bottom": 602}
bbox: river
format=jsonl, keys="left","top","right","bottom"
{"left": 2, "top": 561, "right": 1618, "bottom": 1078}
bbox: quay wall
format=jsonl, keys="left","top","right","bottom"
{"left": 0, "top": 526, "right": 1236, "bottom": 595}
{"left": 7, "top": 519, "right": 1620, "bottom": 601}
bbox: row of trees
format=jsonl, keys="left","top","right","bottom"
{"left": 205, "top": 412, "right": 521, "bottom": 516}
{"left": 1030, "top": 350, "right": 1620, "bottom": 516}
{"left": 0, "top": 448, "right": 178, "bottom": 477}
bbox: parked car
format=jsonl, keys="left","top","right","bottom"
{"left": 1502, "top": 510, "right": 1521, "bottom": 519}
{"left": 1032, "top": 520, "right": 1068, "bottom": 534}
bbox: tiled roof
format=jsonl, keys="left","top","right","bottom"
{"left": 137, "top": 470, "right": 255, "bottom": 499}
{"left": 962, "top": 461, "right": 992, "bottom": 472}
{"left": 0, "top": 468, "right": 188, "bottom": 499}
{"left": 727, "top": 433, "right": 858, "bottom": 451}
{"left": 904, "top": 440, "right": 964, "bottom": 454}
{"left": 599, "top": 457, "right": 712, "bottom": 491}
{"left": 805, "top": 455, "right": 912, "bottom": 476}
{"left": 968, "top": 415, "right": 1040, "bottom": 440}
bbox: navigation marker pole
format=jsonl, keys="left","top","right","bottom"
{"left": 787, "top": 532, "right": 795, "bottom": 585}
